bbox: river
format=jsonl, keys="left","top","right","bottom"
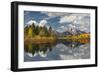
{"left": 24, "top": 39, "right": 90, "bottom": 62}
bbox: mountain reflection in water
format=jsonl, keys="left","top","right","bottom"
{"left": 24, "top": 39, "right": 90, "bottom": 62}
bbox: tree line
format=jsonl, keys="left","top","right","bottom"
{"left": 24, "top": 23, "right": 56, "bottom": 38}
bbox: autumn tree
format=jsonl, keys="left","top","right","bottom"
{"left": 28, "top": 26, "right": 32, "bottom": 37}
{"left": 24, "top": 22, "right": 57, "bottom": 39}
{"left": 24, "top": 26, "right": 29, "bottom": 36}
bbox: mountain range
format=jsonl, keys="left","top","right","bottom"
{"left": 55, "top": 29, "right": 87, "bottom": 37}
{"left": 25, "top": 20, "right": 88, "bottom": 37}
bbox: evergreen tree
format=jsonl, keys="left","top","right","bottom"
{"left": 24, "top": 21, "right": 57, "bottom": 38}
{"left": 35, "top": 26, "right": 39, "bottom": 35}
{"left": 49, "top": 26, "right": 53, "bottom": 36}
{"left": 49, "top": 26, "right": 52, "bottom": 33}
{"left": 31, "top": 23, "right": 36, "bottom": 36}
{"left": 31, "top": 23, "right": 35, "bottom": 29}
{"left": 43, "top": 26, "right": 49, "bottom": 36}
{"left": 39, "top": 26, "right": 45, "bottom": 37}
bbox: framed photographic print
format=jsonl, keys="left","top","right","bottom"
{"left": 11, "top": 1, "right": 98, "bottom": 71}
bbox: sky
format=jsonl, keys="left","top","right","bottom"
{"left": 24, "top": 11, "right": 90, "bottom": 33}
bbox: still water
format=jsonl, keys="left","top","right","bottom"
{"left": 24, "top": 39, "right": 90, "bottom": 62}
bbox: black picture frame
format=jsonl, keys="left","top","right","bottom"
{"left": 11, "top": 1, "right": 98, "bottom": 72}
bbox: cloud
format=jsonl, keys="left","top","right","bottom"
{"left": 68, "top": 24, "right": 76, "bottom": 28}
{"left": 40, "top": 12, "right": 61, "bottom": 20}
{"left": 60, "top": 15, "right": 77, "bottom": 23}
{"left": 59, "top": 13, "right": 89, "bottom": 24}
{"left": 59, "top": 43, "right": 90, "bottom": 60}
{"left": 59, "top": 13, "right": 90, "bottom": 32}
{"left": 74, "top": 15, "right": 90, "bottom": 32}
{"left": 26, "top": 11, "right": 90, "bottom": 33}
{"left": 41, "top": 12, "right": 64, "bottom": 17}
{"left": 40, "top": 12, "right": 71, "bottom": 20}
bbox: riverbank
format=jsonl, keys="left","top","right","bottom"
{"left": 24, "top": 36, "right": 57, "bottom": 44}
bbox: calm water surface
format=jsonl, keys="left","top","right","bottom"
{"left": 24, "top": 39, "right": 90, "bottom": 62}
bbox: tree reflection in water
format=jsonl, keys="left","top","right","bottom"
{"left": 24, "top": 42, "right": 56, "bottom": 58}
{"left": 24, "top": 39, "right": 90, "bottom": 62}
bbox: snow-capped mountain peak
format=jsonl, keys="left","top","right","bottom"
{"left": 27, "top": 20, "right": 38, "bottom": 25}
{"left": 39, "top": 20, "right": 47, "bottom": 27}
{"left": 25, "top": 20, "right": 38, "bottom": 27}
